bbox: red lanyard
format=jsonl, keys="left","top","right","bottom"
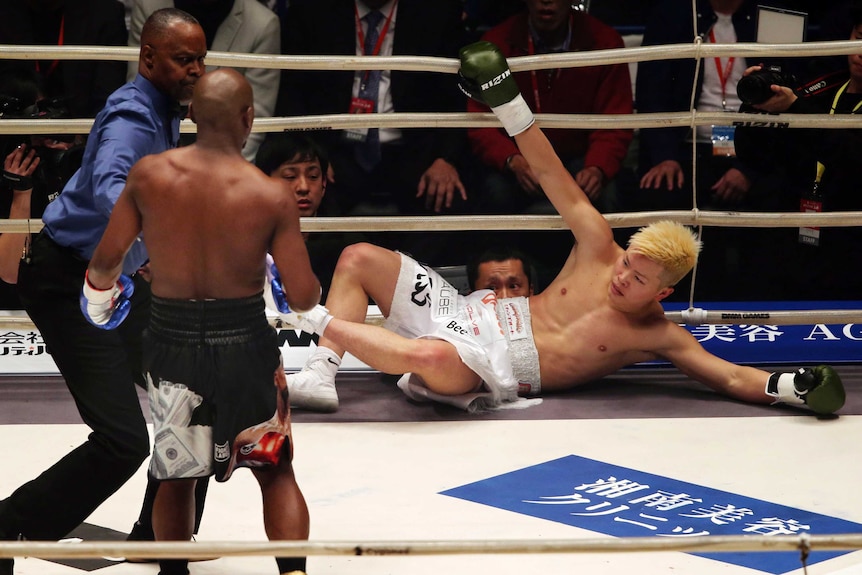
{"left": 34, "top": 15, "right": 65, "bottom": 78}
{"left": 354, "top": 1, "right": 398, "bottom": 86}
{"left": 708, "top": 28, "right": 735, "bottom": 108}
{"left": 527, "top": 13, "right": 571, "bottom": 114}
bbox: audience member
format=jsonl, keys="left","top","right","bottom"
{"left": 273, "top": 40, "right": 845, "bottom": 417}
{"left": 466, "top": 246, "right": 537, "bottom": 297}
{"left": 0, "top": 0, "right": 128, "bottom": 119}
{"left": 634, "top": 0, "right": 797, "bottom": 300}
{"left": 127, "top": 0, "right": 281, "bottom": 162}
{"left": 85, "top": 66, "right": 317, "bottom": 575}
{"left": 469, "top": 0, "right": 634, "bottom": 216}
{"left": 276, "top": 0, "right": 470, "bottom": 229}
{"left": 734, "top": 1, "right": 862, "bottom": 300}
{"left": 464, "top": 0, "right": 634, "bottom": 291}
{"left": 0, "top": 70, "right": 83, "bottom": 307}
{"left": 0, "top": 10, "right": 207, "bottom": 575}
{"left": 811, "top": 0, "right": 858, "bottom": 74}
{"left": 256, "top": 132, "right": 354, "bottom": 299}
{"left": 460, "top": 0, "right": 524, "bottom": 42}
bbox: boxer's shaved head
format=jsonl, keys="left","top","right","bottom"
{"left": 190, "top": 68, "right": 254, "bottom": 148}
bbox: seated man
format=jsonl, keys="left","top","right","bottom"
{"left": 467, "top": 246, "right": 537, "bottom": 298}
{"left": 273, "top": 41, "right": 846, "bottom": 417}
{"left": 256, "top": 132, "right": 352, "bottom": 300}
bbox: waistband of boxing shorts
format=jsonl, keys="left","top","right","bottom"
{"left": 149, "top": 292, "right": 271, "bottom": 345}
{"left": 496, "top": 296, "right": 541, "bottom": 395}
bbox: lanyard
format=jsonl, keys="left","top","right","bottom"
{"left": 527, "top": 13, "right": 571, "bottom": 114}
{"left": 354, "top": 1, "right": 398, "bottom": 87}
{"left": 708, "top": 28, "right": 735, "bottom": 109}
{"left": 814, "top": 80, "right": 862, "bottom": 183}
{"left": 34, "top": 15, "right": 65, "bottom": 78}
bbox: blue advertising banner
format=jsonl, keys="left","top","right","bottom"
{"left": 657, "top": 301, "right": 862, "bottom": 366}
{"left": 442, "top": 455, "right": 862, "bottom": 574}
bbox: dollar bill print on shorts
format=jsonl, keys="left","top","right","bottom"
{"left": 147, "top": 376, "right": 213, "bottom": 480}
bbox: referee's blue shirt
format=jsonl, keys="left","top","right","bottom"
{"left": 42, "top": 75, "right": 182, "bottom": 275}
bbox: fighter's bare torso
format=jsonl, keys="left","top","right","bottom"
{"left": 527, "top": 242, "right": 672, "bottom": 391}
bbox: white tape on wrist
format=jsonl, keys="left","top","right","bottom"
{"left": 771, "top": 372, "right": 805, "bottom": 406}
{"left": 491, "top": 93, "right": 535, "bottom": 137}
{"left": 83, "top": 278, "right": 114, "bottom": 305}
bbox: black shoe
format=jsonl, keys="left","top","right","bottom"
{"left": 0, "top": 520, "right": 16, "bottom": 575}
{"left": 126, "top": 521, "right": 154, "bottom": 542}
{"left": 125, "top": 526, "right": 215, "bottom": 564}
{"left": 124, "top": 521, "right": 156, "bottom": 563}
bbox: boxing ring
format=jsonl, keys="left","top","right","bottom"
{"left": 3, "top": 16, "right": 862, "bottom": 575}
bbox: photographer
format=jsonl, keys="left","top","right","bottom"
{"left": 735, "top": 5, "right": 862, "bottom": 300}
{"left": 633, "top": 0, "right": 800, "bottom": 300}
{"left": 0, "top": 71, "right": 82, "bottom": 305}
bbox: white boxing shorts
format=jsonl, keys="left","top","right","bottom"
{"left": 384, "top": 253, "right": 522, "bottom": 409}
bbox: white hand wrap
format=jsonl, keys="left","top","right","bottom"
{"left": 765, "top": 372, "right": 805, "bottom": 406}
{"left": 292, "top": 304, "right": 333, "bottom": 337}
{"left": 82, "top": 280, "right": 120, "bottom": 325}
{"left": 491, "top": 93, "right": 535, "bottom": 137}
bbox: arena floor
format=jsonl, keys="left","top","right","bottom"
{"left": 1, "top": 367, "right": 861, "bottom": 575}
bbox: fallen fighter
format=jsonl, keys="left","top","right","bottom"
{"left": 266, "top": 40, "right": 846, "bottom": 416}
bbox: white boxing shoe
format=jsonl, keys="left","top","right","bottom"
{"left": 287, "top": 348, "right": 341, "bottom": 412}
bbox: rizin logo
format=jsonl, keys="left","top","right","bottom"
{"left": 481, "top": 69, "right": 511, "bottom": 91}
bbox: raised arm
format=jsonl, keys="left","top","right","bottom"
{"left": 458, "top": 41, "right": 615, "bottom": 254}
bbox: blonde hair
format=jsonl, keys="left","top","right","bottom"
{"left": 627, "top": 221, "right": 702, "bottom": 286}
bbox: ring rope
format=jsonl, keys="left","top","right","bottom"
{"left": 4, "top": 111, "right": 862, "bottom": 138}
{"left": 2, "top": 40, "right": 862, "bottom": 69}
{"left": 0, "top": 533, "right": 861, "bottom": 560}
{"left": 7, "top": 209, "right": 862, "bottom": 235}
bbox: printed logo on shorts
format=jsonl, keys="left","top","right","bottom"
{"left": 411, "top": 268, "right": 433, "bottom": 307}
{"left": 433, "top": 283, "right": 457, "bottom": 319}
{"left": 214, "top": 441, "right": 230, "bottom": 462}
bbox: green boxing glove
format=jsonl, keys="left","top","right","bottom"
{"left": 458, "top": 40, "right": 534, "bottom": 137}
{"left": 766, "top": 365, "right": 846, "bottom": 415}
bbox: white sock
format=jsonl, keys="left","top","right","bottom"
{"left": 309, "top": 346, "right": 341, "bottom": 377}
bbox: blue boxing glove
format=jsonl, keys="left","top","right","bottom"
{"left": 263, "top": 254, "right": 330, "bottom": 335}
{"left": 263, "top": 253, "right": 290, "bottom": 314}
{"left": 80, "top": 271, "right": 135, "bottom": 329}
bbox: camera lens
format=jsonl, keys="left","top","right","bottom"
{"left": 736, "top": 74, "right": 774, "bottom": 105}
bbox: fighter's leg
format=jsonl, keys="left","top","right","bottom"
{"left": 286, "top": 243, "right": 403, "bottom": 411}
{"left": 153, "top": 478, "right": 196, "bottom": 575}
{"left": 317, "top": 242, "right": 401, "bottom": 357}
{"left": 323, "top": 318, "right": 482, "bottom": 395}
{"left": 253, "top": 461, "right": 309, "bottom": 575}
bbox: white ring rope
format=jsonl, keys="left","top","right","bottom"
{"left": 2, "top": 40, "right": 862, "bottom": 68}
{"left": 0, "top": 532, "right": 861, "bottom": 560}
{"left": 4, "top": 111, "right": 862, "bottom": 138}
{"left": 6, "top": 209, "right": 862, "bottom": 235}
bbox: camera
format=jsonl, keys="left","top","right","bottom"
{"left": 736, "top": 65, "right": 796, "bottom": 105}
